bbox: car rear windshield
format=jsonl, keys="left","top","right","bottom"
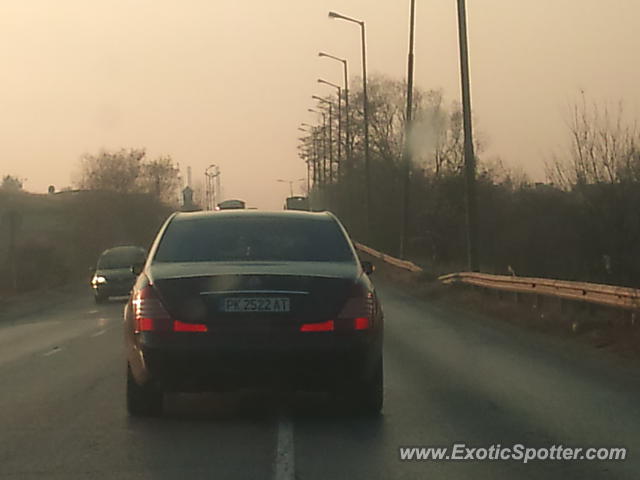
{"left": 98, "top": 249, "right": 145, "bottom": 269}
{"left": 154, "top": 216, "right": 354, "bottom": 263}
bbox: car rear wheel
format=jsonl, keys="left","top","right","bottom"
{"left": 126, "top": 364, "right": 163, "bottom": 417}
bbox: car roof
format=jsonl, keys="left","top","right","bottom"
{"left": 171, "top": 210, "right": 334, "bottom": 223}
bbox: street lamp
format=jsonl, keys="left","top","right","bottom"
{"left": 300, "top": 123, "right": 319, "bottom": 187}
{"left": 312, "top": 95, "right": 334, "bottom": 184}
{"left": 329, "top": 11, "right": 371, "bottom": 240}
{"left": 308, "top": 108, "right": 327, "bottom": 186}
{"left": 400, "top": 0, "right": 416, "bottom": 259}
{"left": 297, "top": 138, "right": 312, "bottom": 194}
{"left": 318, "top": 52, "right": 350, "bottom": 168}
{"left": 318, "top": 79, "right": 342, "bottom": 180}
{"left": 298, "top": 129, "right": 314, "bottom": 193}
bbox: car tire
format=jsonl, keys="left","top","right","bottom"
{"left": 340, "top": 358, "right": 383, "bottom": 416}
{"left": 126, "top": 364, "right": 163, "bottom": 417}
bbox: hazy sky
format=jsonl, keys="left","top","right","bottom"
{"left": 1, "top": 1, "right": 638, "bottom": 208}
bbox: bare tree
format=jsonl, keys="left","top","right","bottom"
{"left": 547, "top": 94, "right": 640, "bottom": 187}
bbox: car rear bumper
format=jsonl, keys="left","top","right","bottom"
{"left": 134, "top": 333, "right": 382, "bottom": 392}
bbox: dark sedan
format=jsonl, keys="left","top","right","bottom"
{"left": 91, "top": 246, "right": 146, "bottom": 303}
{"left": 124, "top": 210, "right": 383, "bottom": 416}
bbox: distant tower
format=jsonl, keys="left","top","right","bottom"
{"left": 204, "top": 164, "right": 221, "bottom": 210}
{"left": 187, "top": 166, "right": 192, "bottom": 187}
{"left": 215, "top": 168, "right": 221, "bottom": 204}
{"left": 181, "top": 186, "right": 196, "bottom": 211}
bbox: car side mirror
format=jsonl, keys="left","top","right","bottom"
{"left": 361, "top": 260, "right": 375, "bottom": 275}
{"left": 130, "top": 262, "right": 144, "bottom": 276}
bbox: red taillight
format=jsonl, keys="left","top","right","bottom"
{"left": 137, "top": 317, "right": 156, "bottom": 332}
{"left": 298, "top": 287, "right": 375, "bottom": 333}
{"left": 133, "top": 286, "right": 172, "bottom": 332}
{"left": 336, "top": 286, "right": 374, "bottom": 331}
{"left": 173, "top": 320, "right": 208, "bottom": 332}
{"left": 300, "top": 320, "right": 335, "bottom": 332}
{"left": 354, "top": 317, "right": 370, "bottom": 330}
{"left": 133, "top": 285, "right": 207, "bottom": 333}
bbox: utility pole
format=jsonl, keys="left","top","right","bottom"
{"left": 400, "top": 0, "right": 416, "bottom": 259}
{"left": 456, "top": 0, "right": 479, "bottom": 271}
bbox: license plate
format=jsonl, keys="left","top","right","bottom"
{"left": 223, "top": 297, "right": 290, "bottom": 313}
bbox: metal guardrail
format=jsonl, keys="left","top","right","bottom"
{"left": 354, "top": 242, "right": 639, "bottom": 311}
{"left": 439, "top": 272, "right": 640, "bottom": 311}
{"left": 354, "top": 242, "right": 423, "bottom": 274}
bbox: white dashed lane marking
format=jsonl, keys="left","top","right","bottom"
{"left": 274, "top": 412, "right": 295, "bottom": 480}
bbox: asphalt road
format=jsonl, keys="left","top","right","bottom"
{"left": 1, "top": 281, "right": 639, "bottom": 479}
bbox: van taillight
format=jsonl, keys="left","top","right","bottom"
{"left": 133, "top": 286, "right": 207, "bottom": 333}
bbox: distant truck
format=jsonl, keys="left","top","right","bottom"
{"left": 217, "top": 199, "right": 246, "bottom": 210}
{"left": 284, "top": 196, "right": 309, "bottom": 211}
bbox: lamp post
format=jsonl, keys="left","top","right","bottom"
{"left": 318, "top": 52, "right": 350, "bottom": 168}
{"left": 302, "top": 123, "right": 320, "bottom": 188}
{"left": 400, "top": 0, "right": 416, "bottom": 259}
{"left": 298, "top": 126, "right": 314, "bottom": 194}
{"left": 300, "top": 122, "right": 318, "bottom": 189}
{"left": 456, "top": 0, "right": 479, "bottom": 271}
{"left": 312, "top": 95, "right": 334, "bottom": 183}
{"left": 328, "top": 11, "right": 371, "bottom": 240}
{"left": 308, "top": 108, "right": 327, "bottom": 186}
{"left": 318, "top": 79, "right": 342, "bottom": 180}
